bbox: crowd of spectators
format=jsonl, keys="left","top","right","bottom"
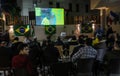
{"left": 0, "top": 25, "right": 120, "bottom": 76}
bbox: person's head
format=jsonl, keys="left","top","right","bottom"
{"left": 47, "top": 35, "right": 51, "bottom": 40}
{"left": 78, "top": 36, "right": 85, "bottom": 44}
{"left": 85, "top": 38, "right": 93, "bottom": 46}
{"left": 97, "top": 35, "right": 103, "bottom": 41}
{"left": 17, "top": 43, "right": 29, "bottom": 55}
{"left": 72, "top": 36, "right": 77, "bottom": 40}
{"left": 57, "top": 36, "right": 61, "bottom": 41}
{"left": 41, "top": 40, "right": 47, "bottom": 47}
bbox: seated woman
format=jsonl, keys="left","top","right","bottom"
{"left": 12, "top": 43, "right": 33, "bottom": 76}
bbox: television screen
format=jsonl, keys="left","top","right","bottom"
{"left": 35, "top": 8, "right": 64, "bottom": 26}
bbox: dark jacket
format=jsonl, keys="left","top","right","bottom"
{"left": 0, "top": 46, "right": 12, "bottom": 67}
{"left": 42, "top": 46, "right": 60, "bottom": 65}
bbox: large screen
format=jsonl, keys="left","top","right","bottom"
{"left": 35, "top": 8, "right": 64, "bottom": 26}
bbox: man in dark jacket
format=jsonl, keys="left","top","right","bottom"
{"left": 0, "top": 41, "right": 12, "bottom": 66}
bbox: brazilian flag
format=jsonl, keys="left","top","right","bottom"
{"left": 45, "top": 25, "right": 56, "bottom": 35}
{"left": 14, "top": 25, "right": 30, "bottom": 36}
{"left": 81, "top": 23, "right": 93, "bottom": 33}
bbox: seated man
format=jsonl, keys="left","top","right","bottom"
{"left": 71, "top": 38, "right": 97, "bottom": 76}
{"left": 12, "top": 43, "right": 33, "bottom": 76}
{"left": 0, "top": 41, "right": 12, "bottom": 67}
{"left": 0, "top": 41, "right": 12, "bottom": 76}
{"left": 70, "top": 35, "right": 85, "bottom": 57}
{"left": 71, "top": 38, "right": 97, "bottom": 62}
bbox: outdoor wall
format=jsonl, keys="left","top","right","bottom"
{"left": 34, "top": 24, "right": 94, "bottom": 41}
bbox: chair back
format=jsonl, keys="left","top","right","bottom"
{"left": 51, "top": 62, "right": 73, "bottom": 76}
{"left": 13, "top": 68, "right": 29, "bottom": 76}
{"left": 108, "top": 58, "right": 120, "bottom": 74}
{"left": 77, "top": 58, "right": 95, "bottom": 73}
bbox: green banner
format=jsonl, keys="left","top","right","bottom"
{"left": 14, "top": 25, "right": 30, "bottom": 36}
{"left": 45, "top": 25, "right": 56, "bottom": 35}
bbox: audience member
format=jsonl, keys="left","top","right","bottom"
{"left": 70, "top": 35, "right": 85, "bottom": 57}
{"left": 12, "top": 43, "right": 33, "bottom": 76}
{"left": 46, "top": 35, "right": 52, "bottom": 43}
{"left": 11, "top": 37, "right": 23, "bottom": 57}
{"left": 94, "top": 36, "right": 107, "bottom": 62}
{"left": 106, "top": 25, "right": 113, "bottom": 39}
{"left": 107, "top": 33, "right": 115, "bottom": 51}
{"left": 93, "top": 36, "right": 107, "bottom": 75}
{"left": 29, "top": 36, "right": 41, "bottom": 49}
{"left": 23, "top": 36, "right": 32, "bottom": 44}
{"left": 0, "top": 41, "right": 12, "bottom": 76}
{"left": 106, "top": 25, "right": 114, "bottom": 47}
{"left": 71, "top": 38, "right": 97, "bottom": 62}
{"left": 41, "top": 40, "right": 47, "bottom": 51}
{"left": 42, "top": 41, "right": 60, "bottom": 65}
{"left": 94, "top": 25, "right": 104, "bottom": 37}
{"left": 55, "top": 36, "right": 64, "bottom": 45}
{"left": 29, "top": 36, "right": 42, "bottom": 76}
{"left": 0, "top": 41, "right": 12, "bottom": 67}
